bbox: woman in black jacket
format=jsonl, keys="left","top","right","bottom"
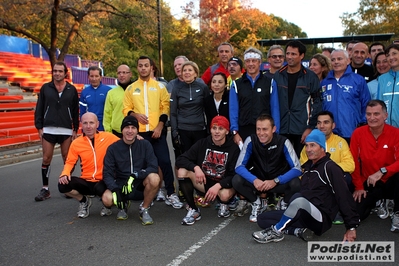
{"left": 170, "top": 61, "right": 209, "bottom": 154}
{"left": 204, "top": 72, "right": 229, "bottom": 133}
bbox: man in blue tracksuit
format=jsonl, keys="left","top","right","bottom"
{"left": 79, "top": 66, "right": 112, "bottom": 131}
{"left": 229, "top": 47, "right": 280, "bottom": 147}
{"left": 321, "top": 49, "right": 371, "bottom": 143}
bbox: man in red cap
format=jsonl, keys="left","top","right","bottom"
{"left": 175, "top": 116, "right": 240, "bottom": 225}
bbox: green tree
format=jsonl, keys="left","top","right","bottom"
{"left": 341, "top": 0, "right": 399, "bottom": 37}
{"left": 0, "top": 0, "right": 140, "bottom": 67}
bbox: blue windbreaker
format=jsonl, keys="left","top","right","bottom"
{"left": 321, "top": 66, "right": 371, "bottom": 138}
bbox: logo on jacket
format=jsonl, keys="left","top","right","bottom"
{"left": 133, "top": 88, "right": 141, "bottom": 95}
{"left": 149, "top": 87, "right": 157, "bottom": 91}
{"left": 196, "top": 89, "right": 200, "bottom": 92}
{"left": 268, "top": 145, "right": 277, "bottom": 151}
{"left": 202, "top": 149, "right": 228, "bottom": 181}
{"left": 337, "top": 84, "right": 352, "bottom": 93}
{"left": 383, "top": 144, "right": 388, "bottom": 148}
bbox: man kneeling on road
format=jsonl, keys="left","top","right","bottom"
{"left": 252, "top": 129, "right": 360, "bottom": 244}
{"left": 102, "top": 116, "right": 161, "bottom": 225}
{"left": 58, "top": 112, "right": 119, "bottom": 218}
{"left": 175, "top": 116, "right": 240, "bottom": 225}
{"left": 232, "top": 114, "right": 301, "bottom": 223}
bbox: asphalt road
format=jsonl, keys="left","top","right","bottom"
{"left": 0, "top": 155, "right": 397, "bottom": 266}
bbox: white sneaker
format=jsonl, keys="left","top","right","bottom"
{"left": 181, "top": 208, "right": 201, "bottom": 225}
{"left": 165, "top": 193, "right": 184, "bottom": 209}
{"left": 276, "top": 198, "right": 288, "bottom": 210}
{"left": 391, "top": 211, "right": 399, "bottom": 232}
{"left": 376, "top": 200, "right": 389, "bottom": 219}
{"left": 218, "top": 203, "right": 231, "bottom": 218}
{"left": 156, "top": 189, "right": 166, "bottom": 201}
{"left": 100, "top": 206, "right": 112, "bottom": 216}
{"left": 139, "top": 200, "right": 154, "bottom": 210}
{"left": 249, "top": 202, "right": 262, "bottom": 223}
{"left": 77, "top": 197, "right": 92, "bottom": 218}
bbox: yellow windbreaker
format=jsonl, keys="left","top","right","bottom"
{"left": 123, "top": 78, "right": 170, "bottom": 133}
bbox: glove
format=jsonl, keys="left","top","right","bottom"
{"left": 122, "top": 175, "right": 136, "bottom": 194}
{"left": 112, "top": 190, "right": 126, "bottom": 209}
{"left": 173, "top": 134, "right": 183, "bottom": 154}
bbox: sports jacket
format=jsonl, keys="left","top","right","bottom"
{"left": 229, "top": 71, "right": 280, "bottom": 132}
{"left": 235, "top": 133, "right": 301, "bottom": 184}
{"left": 123, "top": 78, "right": 170, "bottom": 133}
{"left": 204, "top": 90, "right": 230, "bottom": 130}
{"left": 350, "top": 123, "right": 399, "bottom": 191}
{"left": 103, "top": 139, "right": 158, "bottom": 191}
{"left": 60, "top": 132, "right": 119, "bottom": 181}
{"left": 300, "top": 133, "right": 355, "bottom": 173}
{"left": 79, "top": 82, "right": 111, "bottom": 131}
{"left": 377, "top": 69, "right": 399, "bottom": 127}
{"left": 273, "top": 65, "right": 321, "bottom": 135}
{"left": 321, "top": 66, "right": 371, "bottom": 138}
{"left": 301, "top": 154, "right": 360, "bottom": 232}
{"left": 103, "top": 81, "right": 133, "bottom": 134}
{"left": 170, "top": 78, "right": 209, "bottom": 137}
{"left": 34, "top": 81, "right": 79, "bottom": 132}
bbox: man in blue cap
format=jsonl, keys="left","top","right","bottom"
{"left": 252, "top": 129, "right": 360, "bottom": 243}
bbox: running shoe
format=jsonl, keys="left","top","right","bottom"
{"left": 35, "top": 188, "right": 51, "bottom": 201}
{"left": 181, "top": 208, "right": 201, "bottom": 225}
{"left": 252, "top": 226, "right": 284, "bottom": 243}
{"left": 77, "top": 196, "right": 92, "bottom": 218}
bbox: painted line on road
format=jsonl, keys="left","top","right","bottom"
{"left": 166, "top": 215, "right": 236, "bottom": 266}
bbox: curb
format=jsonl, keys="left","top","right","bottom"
{"left": 0, "top": 145, "right": 61, "bottom": 167}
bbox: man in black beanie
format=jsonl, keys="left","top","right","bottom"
{"left": 102, "top": 116, "right": 161, "bottom": 225}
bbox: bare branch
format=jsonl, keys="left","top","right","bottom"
{"left": 0, "top": 19, "right": 48, "bottom": 49}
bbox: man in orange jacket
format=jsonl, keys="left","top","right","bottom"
{"left": 58, "top": 112, "right": 119, "bottom": 218}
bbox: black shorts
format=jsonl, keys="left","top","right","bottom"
{"left": 43, "top": 133, "right": 71, "bottom": 144}
{"left": 58, "top": 176, "right": 107, "bottom": 196}
{"left": 204, "top": 178, "right": 218, "bottom": 193}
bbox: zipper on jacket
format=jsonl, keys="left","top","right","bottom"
{"left": 68, "top": 107, "right": 72, "bottom": 120}
{"left": 189, "top": 84, "right": 192, "bottom": 101}
{"left": 129, "top": 144, "right": 134, "bottom": 174}
{"left": 144, "top": 81, "right": 149, "bottom": 132}
{"left": 44, "top": 106, "right": 49, "bottom": 118}
{"left": 87, "top": 137, "right": 97, "bottom": 180}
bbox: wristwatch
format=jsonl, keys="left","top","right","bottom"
{"left": 274, "top": 177, "right": 280, "bottom": 184}
{"left": 380, "top": 167, "right": 387, "bottom": 175}
{"left": 232, "top": 130, "right": 238, "bottom": 136}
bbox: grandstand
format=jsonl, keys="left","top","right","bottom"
{"left": 0, "top": 35, "right": 116, "bottom": 147}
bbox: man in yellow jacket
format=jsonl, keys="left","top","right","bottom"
{"left": 123, "top": 56, "right": 183, "bottom": 209}
{"left": 299, "top": 111, "right": 355, "bottom": 175}
{"left": 58, "top": 112, "right": 119, "bottom": 218}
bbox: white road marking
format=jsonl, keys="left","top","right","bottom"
{"left": 166, "top": 216, "right": 236, "bottom": 266}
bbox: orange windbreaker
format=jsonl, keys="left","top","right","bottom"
{"left": 60, "top": 131, "right": 119, "bottom": 182}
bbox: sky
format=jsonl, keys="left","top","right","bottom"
{"left": 164, "top": 0, "right": 360, "bottom": 38}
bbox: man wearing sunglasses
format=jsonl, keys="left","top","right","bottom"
{"left": 264, "top": 45, "right": 285, "bottom": 79}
